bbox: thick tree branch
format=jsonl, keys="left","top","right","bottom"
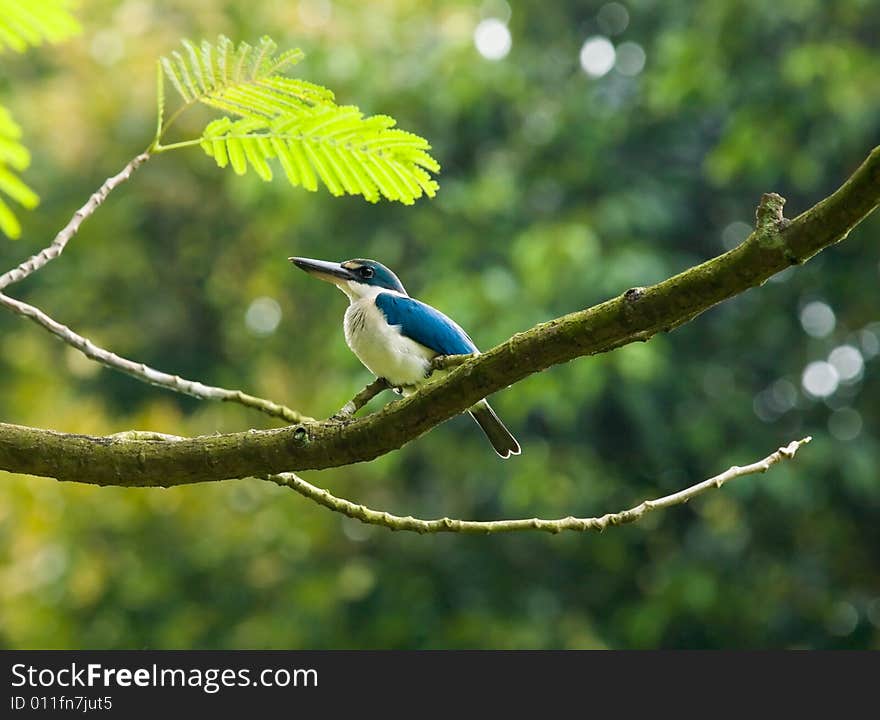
{"left": 0, "top": 153, "right": 151, "bottom": 290}
{"left": 269, "top": 438, "right": 811, "bottom": 533}
{"left": 0, "top": 145, "right": 878, "bottom": 485}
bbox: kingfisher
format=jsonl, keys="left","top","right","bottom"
{"left": 290, "top": 257, "right": 521, "bottom": 458}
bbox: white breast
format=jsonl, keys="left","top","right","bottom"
{"left": 344, "top": 295, "right": 436, "bottom": 387}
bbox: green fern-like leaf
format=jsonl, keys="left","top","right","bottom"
{"left": 161, "top": 36, "right": 441, "bottom": 204}
{"left": 161, "top": 35, "right": 334, "bottom": 120}
{"left": 0, "top": 0, "right": 80, "bottom": 53}
{"left": 200, "top": 106, "right": 440, "bottom": 204}
{"left": 0, "top": 105, "right": 38, "bottom": 238}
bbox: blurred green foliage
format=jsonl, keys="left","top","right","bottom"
{"left": 0, "top": 0, "right": 878, "bottom": 649}
{"left": 0, "top": 0, "right": 80, "bottom": 238}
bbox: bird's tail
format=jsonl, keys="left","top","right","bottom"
{"left": 468, "top": 399, "right": 521, "bottom": 459}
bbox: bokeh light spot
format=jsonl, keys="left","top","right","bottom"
{"left": 245, "top": 297, "right": 282, "bottom": 336}
{"left": 800, "top": 300, "right": 835, "bottom": 338}
{"left": 770, "top": 378, "right": 798, "bottom": 411}
{"left": 828, "top": 408, "right": 862, "bottom": 441}
{"left": 597, "top": 2, "right": 630, "bottom": 35}
{"left": 615, "top": 41, "right": 646, "bottom": 76}
{"left": 753, "top": 379, "right": 797, "bottom": 422}
{"left": 752, "top": 391, "right": 776, "bottom": 423}
{"left": 580, "top": 36, "right": 616, "bottom": 78}
{"left": 114, "top": 1, "right": 153, "bottom": 37}
{"left": 801, "top": 361, "right": 838, "bottom": 398}
{"left": 828, "top": 345, "right": 863, "bottom": 383}
{"left": 859, "top": 323, "right": 880, "bottom": 359}
{"left": 474, "top": 18, "right": 512, "bottom": 61}
{"left": 480, "top": 0, "right": 512, "bottom": 24}
{"left": 338, "top": 561, "right": 376, "bottom": 601}
{"left": 90, "top": 30, "right": 125, "bottom": 66}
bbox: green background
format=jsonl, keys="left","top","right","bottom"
{"left": 1, "top": 0, "right": 878, "bottom": 649}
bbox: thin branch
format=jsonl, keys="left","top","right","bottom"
{"left": 0, "top": 291, "right": 314, "bottom": 424}
{"left": 0, "top": 152, "right": 313, "bottom": 425}
{"left": 0, "top": 153, "right": 151, "bottom": 291}
{"left": 332, "top": 378, "right": 390, "bottom": 419}
{"left": 268, "top": 438, "right": 812, "bottom": 534}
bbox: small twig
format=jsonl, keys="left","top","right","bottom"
{"left": 0, "top": 291, "right": 314, "bottom": 424}
{"left": 0, "top": 153, "right": 151, "bottom": 291}
{"left": 332, "top": 378, "right": 390, "bottom": 419}
{"left": 269, "top": 438, "right": 811, "bottom": 534}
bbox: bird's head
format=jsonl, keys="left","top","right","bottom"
{"left": 289, "top": 257, "right": 407, "bottom": 299}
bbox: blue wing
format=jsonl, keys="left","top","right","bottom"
{"left": 375, "top": 293, "right": 477, "bottom": 355}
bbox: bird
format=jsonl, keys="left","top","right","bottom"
{"left": 289, "top": 257, "right": 521, "bottom": 458}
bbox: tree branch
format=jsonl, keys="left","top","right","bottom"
{"left": 0, "top": 153, "right": 151, "bottom": 290}
{"left": 332, "top": 378, "right": 390, "bottom": 419}
{"left": 0, "top": 145, "right": 878, "bottom": 485}
{"left": 0, "top": 291, "right": 313, "bottom": 424}
{"left": 269, "top": 438, "right": 811, "bottom": 533}
{"left": 0, "top": 152, "right": 313, "bottom": 425}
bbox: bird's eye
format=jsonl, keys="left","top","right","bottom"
{"left": 361, "top": 267, "right": 374, "bottom": 279}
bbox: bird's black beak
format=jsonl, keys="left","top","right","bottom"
{"left": 289, "top": 257, "right": 355, "bottom": 284}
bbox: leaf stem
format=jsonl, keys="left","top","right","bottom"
{"left": 151, "top": 137, "right": 205, "bottom": 153}
{"left": 151, "top": 60, "right": 165, "bottom": 149}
